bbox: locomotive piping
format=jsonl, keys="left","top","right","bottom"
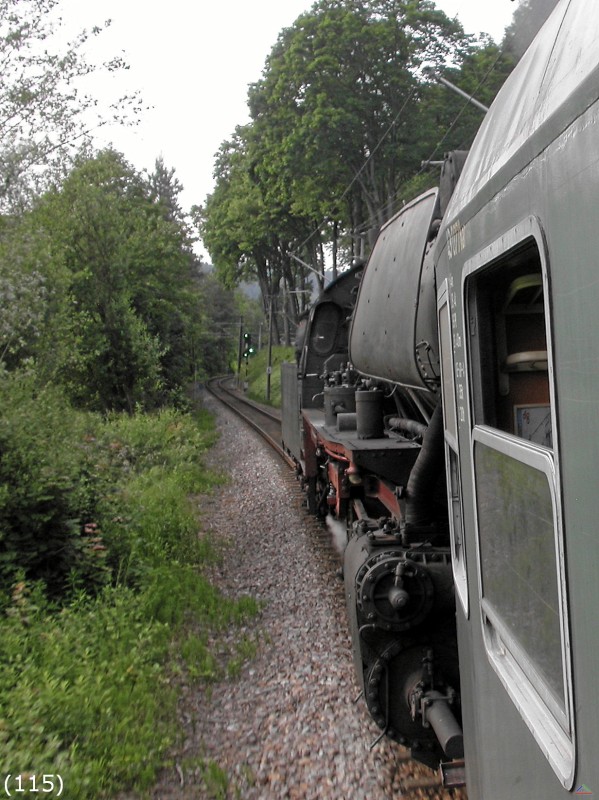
{"left": 404, "top": 403, "right": 445, "bottom": 528}
{"left": 386, "top": 416, "right": 428, "bottom": 439}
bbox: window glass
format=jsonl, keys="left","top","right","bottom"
{"left": 474, "top": 439, "right": 563, "bottom": 704}
{"left": 468, "top": 240, "right": 551, "bottom": 447}
{"left": 310, "top": 302, "right": 341, "bottom": 356}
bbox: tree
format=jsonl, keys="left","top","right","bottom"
{"left": 0, "top": 218, "right": 48, "bottom": 368}
{"left": 32, "top": 151, "right": 165, "bottom": 410}
{"left": 147, "top": 156, "right": 188, "bottom": 228}
{"left": 0, "top": 150, "right": 208, "bottom": 411}
{"left": 246, "top": 0, "right": 468, "bottom": 246}
{"left": 503, "top": 0, "right": 560, "bottom": 59}
{"left": 199, "top": 128, "right": 312, "bottom": 345}
{"left": 0, "top": 0, "right": 142, "bottom": 212}
{"left": 202, "top": 0, "right": 475, "bottom": 332}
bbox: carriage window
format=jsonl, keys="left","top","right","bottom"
{"left": 466, "top": 230, "right": 574, "bottom": 787}
{"left": 468, "top": 239, "right": 551, "bottom": 447}
{"left": 474, "top": 437, "right": 563, "bottom": 704}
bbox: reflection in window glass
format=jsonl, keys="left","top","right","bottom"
{"left": 474, "top": 440, "right": 564, "bottom": 705}
{"left": 310, "top": 303, "right": 341, "bottom": 356}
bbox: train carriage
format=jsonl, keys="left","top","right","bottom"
{"left": 435, "top": 0, "right": 599, "bottom": 795}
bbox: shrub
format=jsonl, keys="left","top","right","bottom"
{"left": 0, "top": 371, "right": 108, "bottom": 599}
{"left": 0, "top": 373, "right": 262, "bottom": 797}
{"left": 0, "top": 375, "right": 220, "bottom": 601}
{"left": 0, "top": 583, "right": 175, "bottom": 796}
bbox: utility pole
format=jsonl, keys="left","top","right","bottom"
{"left": 266, "top": 296, "right": 274, "bottom": 402}
{"left": 236, "top": 316, "right": 243, "bottom": 389}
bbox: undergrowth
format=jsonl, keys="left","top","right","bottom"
{"left": 0, "top": 369, "right": 260, "bottom": 798}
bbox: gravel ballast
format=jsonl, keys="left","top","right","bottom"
{"left": 149, "top": 393, "right": 466, "bottom": 799}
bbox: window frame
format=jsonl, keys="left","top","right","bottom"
{"left": 438, "top": 280, "right": 469, "bottom": 616}
{"left": 462, "top": 217, "right": 575, "bottom": 788}
{"left": 309, "top": 301, "right": 343, "bottom": 357}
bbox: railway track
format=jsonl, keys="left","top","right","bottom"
{"left": 204, "top": 374, "right": 466, "bottom": 799}
{"left": 206, "top": 376, "right": 293, "bottom": 467}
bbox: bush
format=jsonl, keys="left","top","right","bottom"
{"left": 0, "top": 583, "right": 174, "bottom": 795}
{"left": 0, "top": 572, "right": 259, "bottom": 797}
{"left": 0, "top": 373, "right": 220, "bottom": 601}
{"left": 95, "top": 407, "right": 221, "bottom": 587}
{"left": 0, "top": 390, "right": 261, "bottom": 798}
{"left": 0, "top": 371, "right": 107, "bottom": 599}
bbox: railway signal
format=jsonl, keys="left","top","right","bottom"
{"left": 242, "top": 332, "right": 255, "bottom": 361}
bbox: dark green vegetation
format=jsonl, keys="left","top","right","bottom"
{"left": 0, "top": 392, "right": 259, "bottom": 796}
{"left": 0, "top": 142, "right": 258, "bottom": 799}
{"left": 200, "top": 0, "right": 519, "bottom": 344}
{"left": 200, "top": 0, "right": 557, "bottom": 346}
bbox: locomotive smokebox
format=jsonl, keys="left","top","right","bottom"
{"left": 349, "top": 188, "right": 440, "bottom": 391}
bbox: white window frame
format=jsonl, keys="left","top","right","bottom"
{"left": 438, "top": 280, "right": 469, "bottom": 616}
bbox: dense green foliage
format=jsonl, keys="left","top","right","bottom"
{"left": 0, "top": 373, "right": 101, "bottom": 598}
{"left": 0, "top": 2, "right": 265, "bottom": 796}
{"left": 0, "top": 150, "right": 243, "bottom": 411}
{"left": 200, "top": 0, "right": 516, "bottom": 340}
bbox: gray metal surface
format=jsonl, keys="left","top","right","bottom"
{"left": 350, "top": 189, "right": 439, "bottom": 390}
{"left": 434, "top": 0, "right": 599, "bottom": 796}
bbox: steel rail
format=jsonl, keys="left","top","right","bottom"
{"left": 205, "top": 376, "right": 295, "bottom": 469}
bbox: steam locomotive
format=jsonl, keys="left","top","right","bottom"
{"left": 281, "top": 0, "right": 599, "bottom": 796}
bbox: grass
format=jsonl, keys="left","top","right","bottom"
{"left": 0, "top": 404, "right": 261, "bottom": 799}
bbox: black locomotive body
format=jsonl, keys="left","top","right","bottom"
{"left": 281, "top": 154, "right": 467, "bottom": 778}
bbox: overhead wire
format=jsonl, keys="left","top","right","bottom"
{"left": 291, "top": 45, "right": 505, "bottom": 254}
{"left": 354, "top": 48, "right": 504, "bottom": 237}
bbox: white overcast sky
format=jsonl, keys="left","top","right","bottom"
{"left": 59, "top": 0, "right": 520, "bottom": 243}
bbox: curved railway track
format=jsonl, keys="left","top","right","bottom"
{"left": 206, "top": 376, "right": 293, "bottom": 467}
